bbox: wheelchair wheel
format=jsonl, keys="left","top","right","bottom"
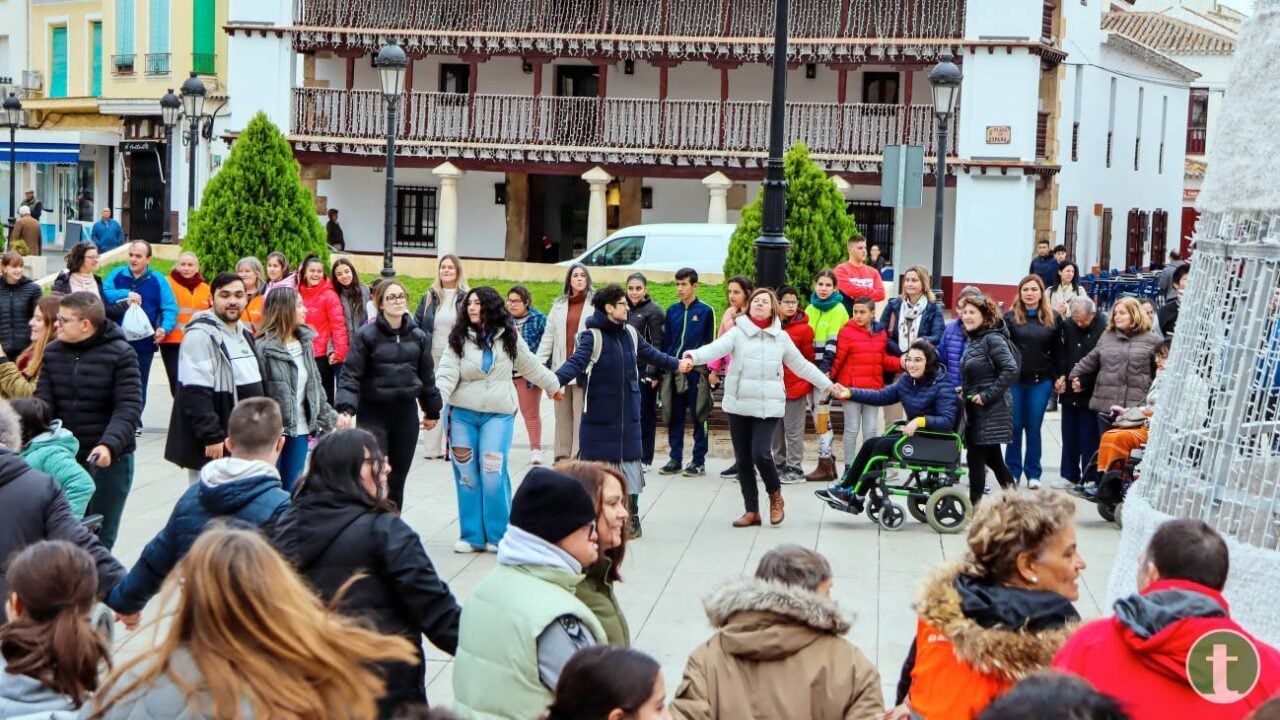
{"left": 876, "top": 500, "right": 907, "bottom": 531}
{"left": 1097, "top": 502, "right": 1117, "bottom": 523}
{"left": 907, "top": 493, "right": 929, "bottom": 523}
{"left": 925, "top": 486, "right": 972, "bottom": 534}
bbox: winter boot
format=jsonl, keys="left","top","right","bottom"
{"left": 804, "top": 457, "right": 837, "bottom": 483}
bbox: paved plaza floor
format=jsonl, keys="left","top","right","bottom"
{"left": 115, "top": 371, "right": 1121, "bottom": 707}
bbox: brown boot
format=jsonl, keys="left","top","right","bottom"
{"left": 804, "top": 457, "right": 837, "bottom": 483}
{"left": 768, "top": 491, "right": 786, "bottom": 525}
{"left": 732, "top": 511, "right": 762, "bottom": 528}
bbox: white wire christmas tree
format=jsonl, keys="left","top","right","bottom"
{"left": 1109, "top": 0, "right": 1280, "bottom": 645}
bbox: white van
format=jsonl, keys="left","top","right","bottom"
{"left": 561, "top": 223, "right": 736, "bottom": 276}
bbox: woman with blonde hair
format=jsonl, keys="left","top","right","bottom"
{"left": 0, "top": 295, "right": 59, "bottom": 398}
{"left": 414, "top": 254, "right": 468, "bottom": 459}
{"left": 235, "top": 256, "right": 267, "bottom": 333}
{"left": 1069, "top": 296, "right": 1165, "bottom": 434}
{"left": 880, "top": 265, "right": 944, "bottom": 354}
{"left": 85, "top": 525, "right": 418, "bottom": 720}
{"left": 1002, "top": 275, "right": 1061, "bottom": 489}
{"left": 887, "top": 490, "right": 1083, "bottom": 720}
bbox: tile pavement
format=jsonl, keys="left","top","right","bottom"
{"left": 113, "top": 369, "right": 1120, "bottom": 707}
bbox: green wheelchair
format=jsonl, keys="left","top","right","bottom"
{"left": 814, "top": 424, "right": 973, "bottom": 534}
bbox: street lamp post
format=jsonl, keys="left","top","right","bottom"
{"left": 180, "top": 73, "right": 206, "bottom": 213}
{"left": 159, "top": 89, "right": 182, "bottom": 244}
{"left": 3, "top": 94, "right": 22, "bottom": 237}
{"left": 377, "top": 42, "right": 407, "bottom": 278}
{"left": 927, "top": 55, "right": 962, "bottom": 304}
{"left": 754, "top": 0, "right": 790, "bottom": 290}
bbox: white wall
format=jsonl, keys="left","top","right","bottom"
{"left": 317, "top": 165, "right": 508, "bottom": 259}
{"left": 952, "top": 174, "right": 1037, "bottom": 287}
{"left": 956, "top": 51, "right": 1041, "bottom": 161}
{"left": 964, "top": 0, "right": 1041, "bottom": 39}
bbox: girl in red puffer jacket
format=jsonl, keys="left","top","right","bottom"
{"left": 829, "top": 296, "right": 901, "bottom": 469}
{"left": 297, "top": 256, "right": 350, "bottom": 406}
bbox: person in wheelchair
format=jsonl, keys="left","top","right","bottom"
{"left": 1081, "top": 339, "right": 1171, "bottom": 502}
{"left": 816, "top": 339, "right": 958, "bottom": 512}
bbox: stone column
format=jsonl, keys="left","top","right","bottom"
{"left": 433, "top": 161, "right": 462, "bottom": 256}
{"left": 583, "top": 166, "right": 613, "bottom": 248}
{"left": 702, "top": 171, "right": 733, "bottom": 224}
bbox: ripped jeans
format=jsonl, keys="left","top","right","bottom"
{"left": 450, "top": 407, "right": 517, "bottom": 548}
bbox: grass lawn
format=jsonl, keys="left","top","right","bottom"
{"left": 104, "top": 258, "right": 730, "bottom": 316}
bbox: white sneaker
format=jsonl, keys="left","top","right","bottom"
{"left": 1049, "top": 479, "right": 1073, "bottom": 490}
{"left": 530, "top": 449, "right": 544, "bottom": 465}
{"left": 454, "top": 541, "right": 479, "bottom": 554}
{"left": 1028, "top": 478, "right": 1042, "bottom": 490}
{"left": 484, "top": 543, "right": 499, "bottom": 553}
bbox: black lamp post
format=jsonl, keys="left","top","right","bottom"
{"left": 377, "top": 42, "right": 407, "bottom": 278}
{"left": 3, "top": 94, "right": 22, "bottom": 237}
{"left": 753, "top": 0, "right": 790, "bottom": 290}
{"left": 159, "top": 89, "right": 181, "bottom": 244}
{"left": 927, "top": 55, "right": 962, "bottom": 304}
{"left": 180, "top": 73, "right": 206, "bottom": 213}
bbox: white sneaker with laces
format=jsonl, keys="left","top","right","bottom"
{"left": 454, "top": 541, "right": 479, "bottom": 554}
{"left": 1049, "top": 479, "right": 1073, "bottom": 490}
{"left": 484, "top": 543, "right": 499, "bottom": 553}
{"left": 530, "top": 448, "right": 543, "bottom": 465}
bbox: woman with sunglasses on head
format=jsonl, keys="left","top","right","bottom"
{"left": 268, "top": 430, "right": 461, "bottom": 718}
{"left": 336, "top": 281, "right": 442, "bottom": 510}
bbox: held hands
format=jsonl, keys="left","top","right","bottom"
{"left": 328, "top": 353, "right": 340, "bottom": 365}
{"left": 548, "top": 387, "right": 565, "bottom": 402}
{"left": 1054, "top": 376, "right": 1067, "bottom": 394}
{"left": 1071, "top": 377, "right": 1083, "bottom": 394}
{"left": 677, "top": 357, "right": 695, "bottom": 375}
{"left": 708, "top": 372, "right": 720, "bottom": 388}
{"left": 421, "top": 417, "right": 438, "bottom": 431}
{"left": 829, "top": 383, "right": 852, "bottom": 400}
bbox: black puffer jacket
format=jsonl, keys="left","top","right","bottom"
{"left": 0, "top": 277, "right": 41, "bottom": 356}
{"left": 267, "top": 491, "right": 461, "bottom": 718}
{"left": 34, "top": 321, "right": 141, "bottom": 460}
{"left": 0, "top": 447, "right": 125, "bottom": 622}
{"left": 1003, "top": 310, "right": 1060, "bottom": 384}
{"left": 627, "top": 295, "right": 666, "bottom": 381}
{"left": 336, "top": 314, "right": 442, "bottom": 418}
{"left": 1055, "top": 312, "right": 1107, "bottom": 407}
{"left": 961, "top": 322, "right": 1020, "bottom": 446}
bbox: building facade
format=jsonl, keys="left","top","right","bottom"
{"left": 226, "top": 0, "right": 1198, "bottom": 296}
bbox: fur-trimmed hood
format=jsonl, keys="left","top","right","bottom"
{"left": 917, "top": 564, "right": 1078, "bottom": 683}
{"left": 703, "top": 578, "right": 851, "bottom": 661}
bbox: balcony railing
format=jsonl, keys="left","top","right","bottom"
{"left": 112, "top": 53, "right": 136, "bottom": 75}
{"left": 1186, "top": 127, "right": 1207, "bottom": 155}
{"left": 293, "top": 0, "right": 966, "bottom": 40}
{"left": 192, "top": 53, "right": 217, "bottom": 75}
{"left": 293, "top": 88, "right": 959, "bottom": 161}
{"left": 145, "top": 53, "right": 171, "bottom": 76}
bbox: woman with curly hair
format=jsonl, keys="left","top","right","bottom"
{"left": 436, "top": 286, "right": 562, "bottom": 553}
{"left": 886, "top": 490, "right": 1084, "bottom": 720}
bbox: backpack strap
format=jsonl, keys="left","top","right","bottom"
{"left": 584, "top": 329, "right": 604, "bottom": 378}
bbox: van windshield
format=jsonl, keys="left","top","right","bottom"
{"left": 583, "top": 235, "right": 644, "bottom": 266}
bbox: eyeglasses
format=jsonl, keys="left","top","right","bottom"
{"left": 506, "top": 298, "right": 526, "bottom": 305}
{"left": 382, "top": 294, "right": 407, "bottom": 303}
{"left": 54, "top": 315, "right": 78, "bottom": 325}
{"left": 780, "top": 300, "right": 799, "bottom": 306}
{"left": 587, "top": 521, "right": 598, "bottom": 537}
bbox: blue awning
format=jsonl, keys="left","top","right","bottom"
{"left": 5, "top": 142, "right": 82, "bottom": 165}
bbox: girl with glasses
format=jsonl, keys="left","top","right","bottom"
{"left": 507, "top": 285, "right": 548, "bottom": 464}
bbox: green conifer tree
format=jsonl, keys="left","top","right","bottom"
{"left": 184, "top": 112, "right": 328, "bottom": 275}
{"left": 723, "top": 143, "right": 858, "bottom": 295}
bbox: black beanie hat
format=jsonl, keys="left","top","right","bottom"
{"left": 511, "top": 467, "right": 597, "bottom": 544}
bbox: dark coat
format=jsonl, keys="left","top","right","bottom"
{"left": 938, "top": 319, "right": 967, "bottom": 388}
{"left": 847, "top": 369, "right": 959, "bottom": 431}
{"left": 0, "top": 277, "right": 41, "bottom": 356}
{"left": 1003, "top": 310, "right": 1061, "bottom": 383}
{"left": 960, "top": 323, "right": 1020, "bottom": 445}
{"left": 1030, "top": 255, "right": 1060, "bottom": 290}
{"left": 0, "top": 448, "right": 125, "bottom": 622}
{"left": 880, "top": 298, "right": 946, "bottom": 356}
{"left": 1157, "top": 298, "right": 1179, "bottom": 337}
{"left": 627, "top": 295, "right": 666, "bottom": 381}
{"left": 268, "top": 492, "right": 462, "bottom": 718}
{"left": 555, "top": 311, "right": 678, "bottom": 463}
{"left": 34, "top": 321, "right": 141, "bottom": 461}
{"left": 336, "top": 314, "right": 442, "bottom": 418}
{"left": 106, "top": 465, "right": 290, "bottom": 614}
{"left": 1055, "top": 313, "right": 1107, "bottom": 407}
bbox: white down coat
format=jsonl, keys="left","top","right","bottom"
{"left": 685, "top": 315, "right": 832, "bottom": 418}
{"left": 437, "top": 328, "right": 561, "bottom": 415}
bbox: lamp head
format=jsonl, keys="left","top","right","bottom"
{"left": 928, "top": 55, "right": 963, "bottom": 118}
{"left": 377, "top": 43, "right": 408, "bottom": 99}
{"left": 180, "top": 73, "right": 206, "bottom": 119}
{"left": 3, "top": 94, "right": 22, "bottom": 129}
{"left": 160, "top": 89, "right": 182, "bottom": 127}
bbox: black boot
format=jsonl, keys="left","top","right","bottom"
{"left": 628, "top": 494, "right": 643, "bottom": 539}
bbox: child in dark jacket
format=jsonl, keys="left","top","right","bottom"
{"left": 817, "top": 340, "right": 958, "bottom": 510}
{"left": 828, "top": 296, "right": 902, "bottom": 469}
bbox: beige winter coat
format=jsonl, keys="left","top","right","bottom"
{"left": 436, "top": 328, "right": 560, "bottom": 415}
{"left": 1069, "top": 328, "right": 1164, "bottom": 413}
{"left": 535, "top": 293, "right": 593, "bottom": 384}
{"left": 684, "top": 316, "right": 832, "bottom": 418}
{"left": 671, "top": 578, "right": 884, "bottom": 720}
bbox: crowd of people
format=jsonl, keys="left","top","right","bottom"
{"left": 1, "top": 231, "right": 1278, "bottom": 720}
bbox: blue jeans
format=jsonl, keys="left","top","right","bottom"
{"left": 129, "top": 340, "right": 157, "bottom": 414}
{"left": 84, "top": 451, "right": 135, "bottom": 550}
{"left": 276, "top": 434, "right": 310, "bottom": 493}
{"left": 450, "top": 408, "right": 515, "bottom": 548}
{"left": 1005, "top": 379, "right": 1054, "bottom": 481}
{"left": 1060, "top": 405, "right": 1101, "bottom": 484}
{"left": 667, "top": 386, "right": 707, "bottom": 465}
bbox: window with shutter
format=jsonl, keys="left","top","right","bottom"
{"left": 91, "top": 22, "right": 103, "bottom": 96}
{"left": 115, "top": 0, "right": 136, "bottom": 72}
{"left": 193, "top": 0, "right": 216, "bottom": 74}
{"left": 50, "top": 26, "right": 68, "bottom": 98}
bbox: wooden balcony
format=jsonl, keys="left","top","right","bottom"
{"left": 291, "top": 88, "right": 958, "bottom": 172}
{"left": 1186, "top": 127, "right": 1206, "bottom": 155}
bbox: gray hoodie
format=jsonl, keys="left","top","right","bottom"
{"left": 0, "top": 658, "right": 80, "bottom": 719}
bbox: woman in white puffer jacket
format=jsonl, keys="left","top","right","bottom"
{"left": 683, "top": 288, "right": 847, "bottom": 529}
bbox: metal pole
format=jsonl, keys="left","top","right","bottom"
{"left": 753, "top": 0, "right": 790, "bottom": 290}
{"left": 932, "top": 118, "right": 948, "bottom": 304}
{"left": 382, "top": 98, "right": 398, "bottom": 278}
{"left": 892, "top": 144, "right": 906, "bottom": 277}
{"left": 6, "top": 126, "right": 14, "bottom": 237}
{"left": 187, "top": 116, "right": 199, "bottom": 212}
{"left": 161, "top": 124, "right": 173, "bottom": 244}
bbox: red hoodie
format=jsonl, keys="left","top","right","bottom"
{"left": 829, "top": 320, "right": 901, "bottom": 390}
{"left": 1054, "top": 579, "right": 1280, "bottom": 720}
{"left": 835, "top": 261, "right": 885, "bottom": 303}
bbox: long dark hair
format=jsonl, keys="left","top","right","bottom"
{"left": 544, "top": 646, "right": 661, "bottom": 720}
{"left": 561, "top": 263, "right": 593, "bottom": 298}
{"left": 1054, "top": 261, "right": 1082, "bottom": 293}
{"left": 907, "top": 339, "right": 943, "bottom": 381}
{"left": 299, "top": 256, "right": 327, "bottom": 288}
{"left": 295, "top": 429, "right": 397, "bottom": 513}
{"left": 331, "top": 258, "right": 365, "bottom": 308}
{"left": 448, "top": 287, "right": 518, "bottom": 360}
{"left": 0, "top": 540, "right": 110, "bottom": 708}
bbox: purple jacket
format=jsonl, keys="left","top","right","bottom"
{"left": 939, "top": 319, "right": 967, "bottom": 387}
